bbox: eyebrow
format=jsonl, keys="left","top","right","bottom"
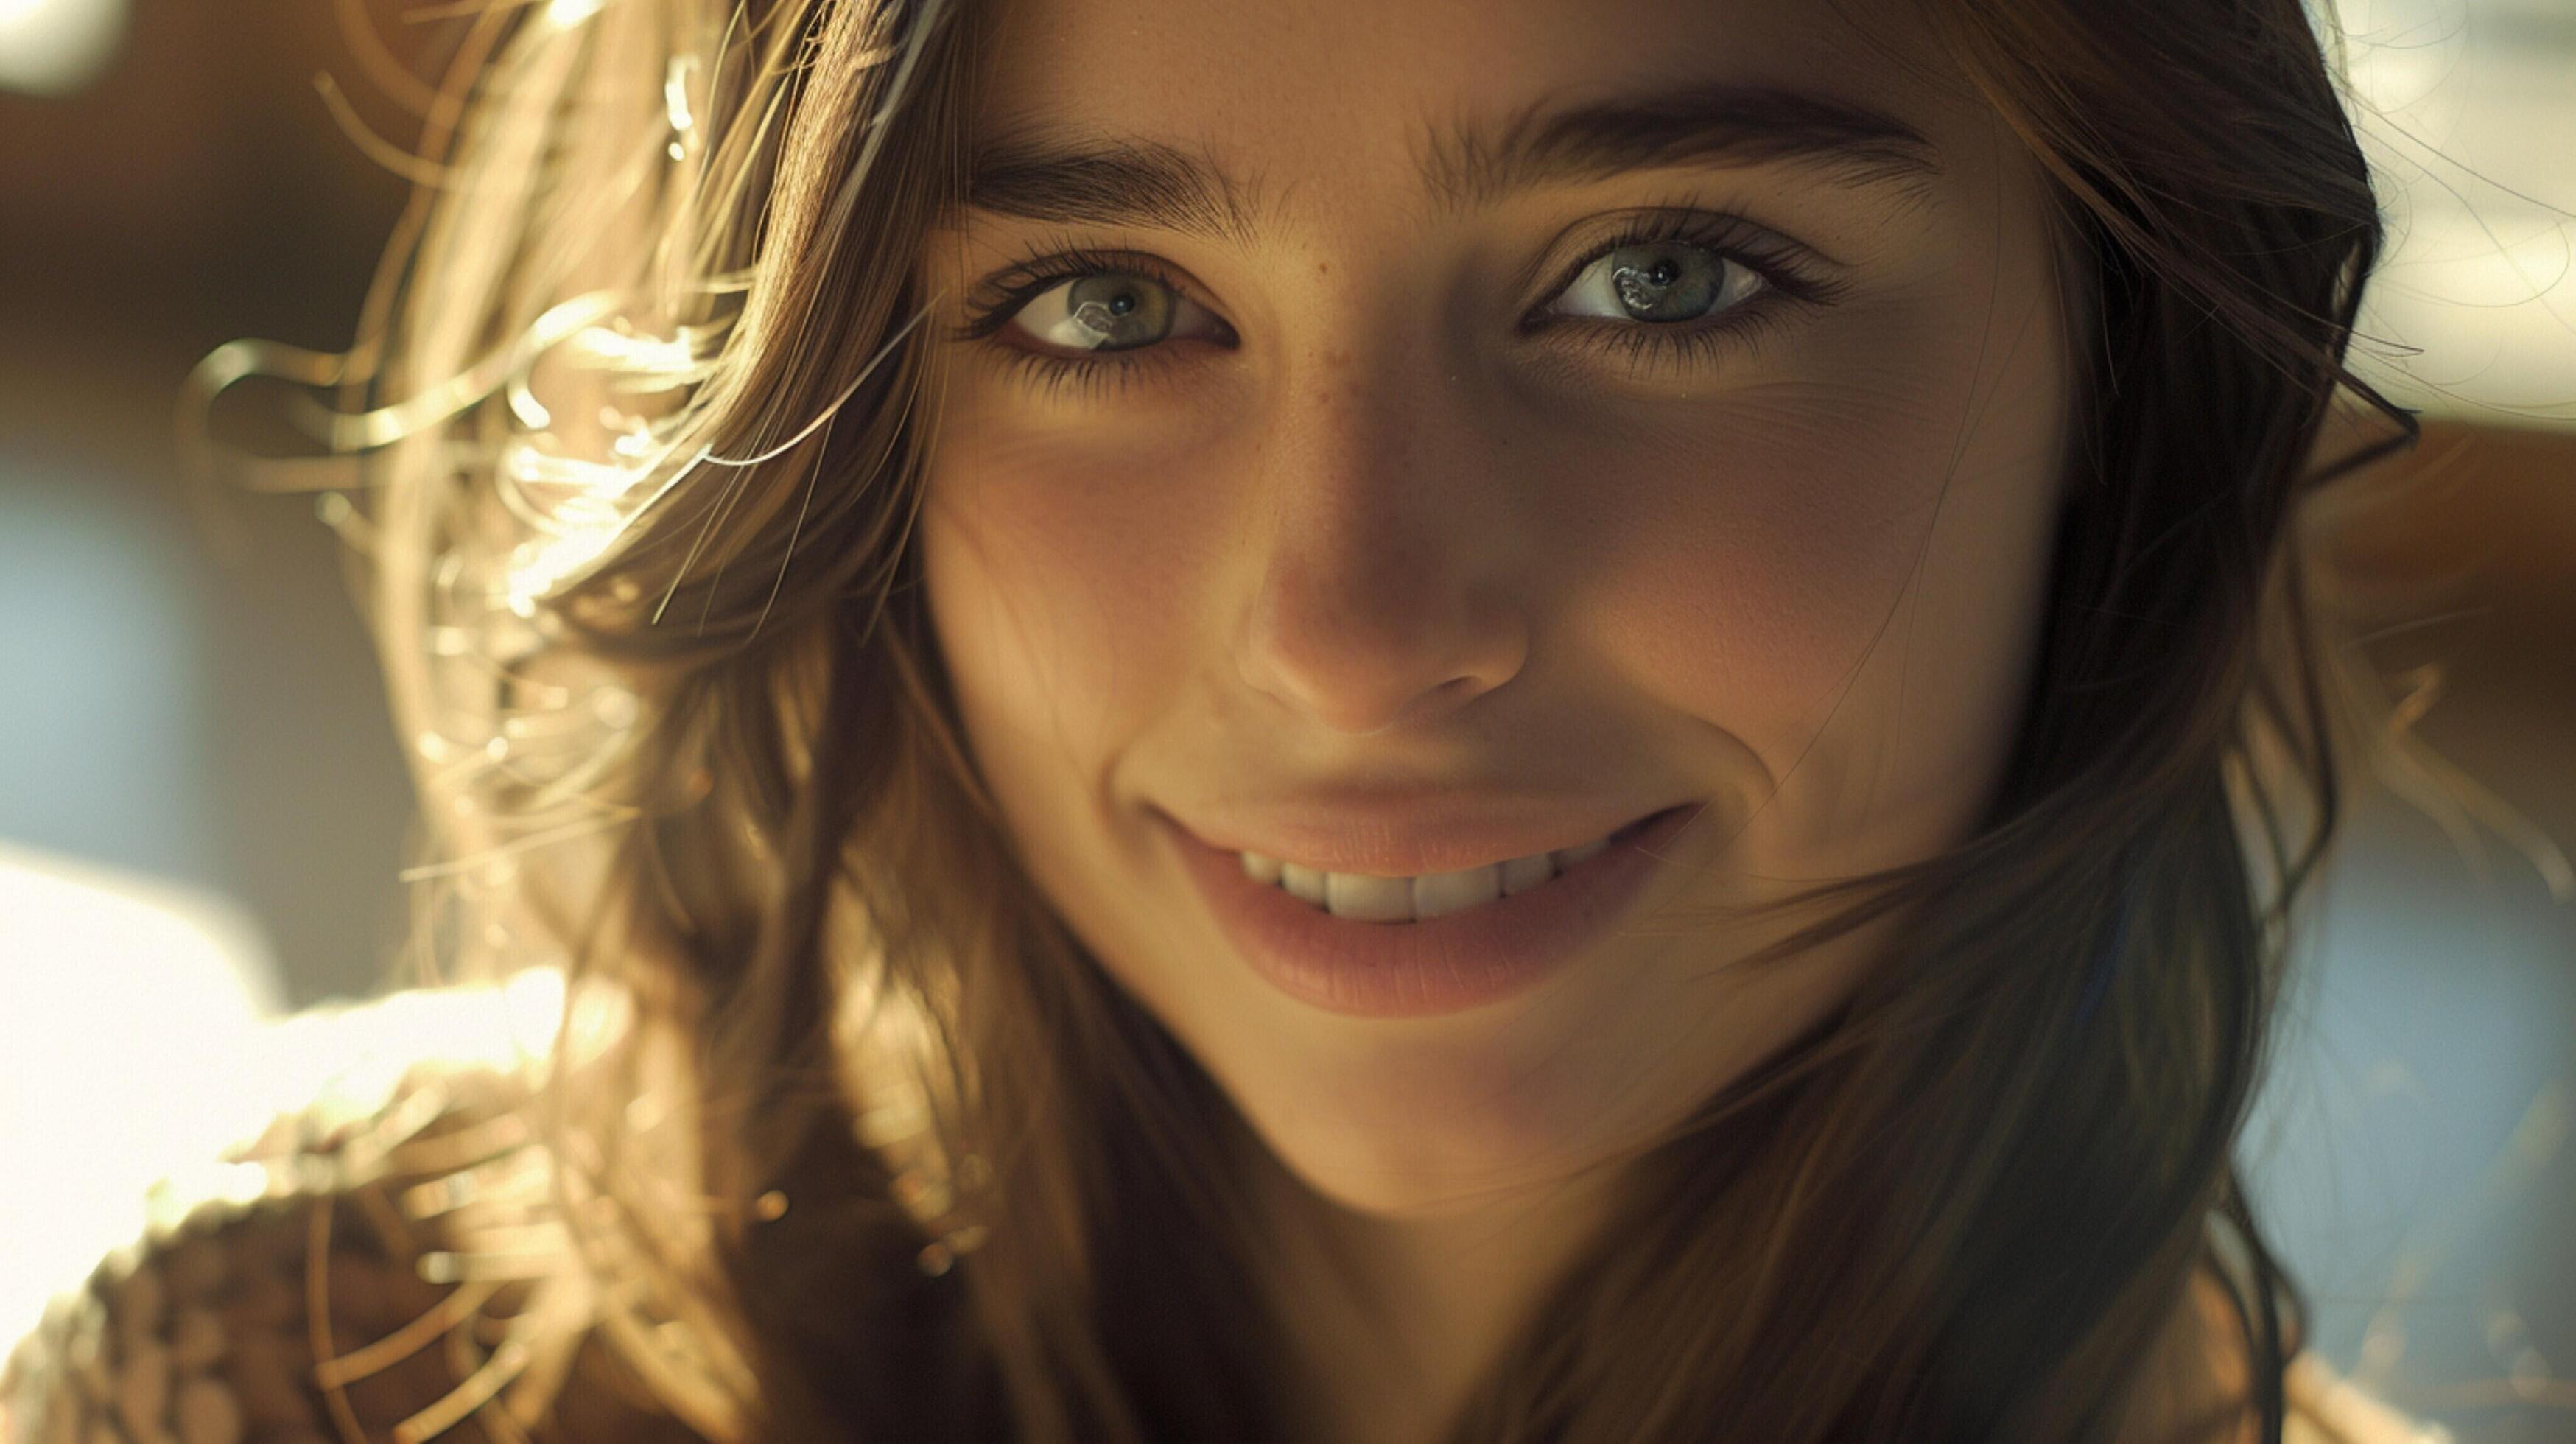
{"left": 1422, "top": 83, "right": 1942, "bottom": 214}
{"left": 961, "top": 83, "right": 1942, "bottom": 245}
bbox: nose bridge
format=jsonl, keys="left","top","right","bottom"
{"left": 1237, "top": 324, "right": 1527, "bottom": 735}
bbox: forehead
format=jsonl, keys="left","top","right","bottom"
{"left": 969, "top": 0, "right": 1981, "bottom": 224}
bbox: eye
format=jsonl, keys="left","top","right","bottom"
{"left": 1003, "top": 272, "right": 1224, "bottom": 355}
{"left": 1545, "top": 239, "right": 1766, "bottom": 326}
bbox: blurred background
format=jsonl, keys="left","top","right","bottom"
{"left": 0, "top": 0, "right": 2569, "bottom": 1437}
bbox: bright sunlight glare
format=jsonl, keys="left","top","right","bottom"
{"left": 0, "top": 0, "right": 127, "bottom": 96}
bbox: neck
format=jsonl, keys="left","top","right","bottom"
{"left": 1257, "top": 1163, "right": 1621, "bottom": 1444}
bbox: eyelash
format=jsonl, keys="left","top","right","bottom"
{"left": 952, "top": 212, "right": 1841, "bottom": 403}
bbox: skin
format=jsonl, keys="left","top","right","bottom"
{"left": 915, "top": 0, "right": 2088, "bottom": 1436}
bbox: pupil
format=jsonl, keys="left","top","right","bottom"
{"left": 1610, "top": 244, "right": 1722, "bottom": 323}
{"left": 1053, "top": 274, "right": 1173, "bottom": 351}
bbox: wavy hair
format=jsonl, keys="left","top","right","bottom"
{"left": 223, "top": 0, "right": 2432, "bottom": 1437}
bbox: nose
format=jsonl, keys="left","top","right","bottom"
{"left": 1235, "top": 347, "right": 1529, "bottom": 736}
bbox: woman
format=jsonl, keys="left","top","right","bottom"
{"left": 2, "top": 0, "right": 2453, "bottom": 1440}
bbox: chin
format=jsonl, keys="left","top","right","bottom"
{"left": 1282, "top": 1151, "right": 1526, "bottom": 1220}
{"left": 1237, "top": 1062, "right": 1614, "bottom": 1220}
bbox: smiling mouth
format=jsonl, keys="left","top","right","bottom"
{"left": 1232, "top": 809, "right": 1674, "bottom": 925}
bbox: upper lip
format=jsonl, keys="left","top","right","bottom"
{"left": 1157, "top": 791, "right": 1681, "bottom": 877}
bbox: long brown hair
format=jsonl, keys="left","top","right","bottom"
{"left": 269, "top": 0, "right": 2424, "bottom": 1437}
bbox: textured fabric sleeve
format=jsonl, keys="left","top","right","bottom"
{"left": 0, "top": 1059, "right": 703, "bottom": 1444}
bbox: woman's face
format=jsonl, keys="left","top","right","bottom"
{"left": 919, "top": 0, "right": 2074, "bottom": 1219}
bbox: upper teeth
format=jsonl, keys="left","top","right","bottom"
{"left": 1238, "top": 835, "right": 1615, "bottom": 923}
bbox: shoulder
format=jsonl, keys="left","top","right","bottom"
{"left": 2284, "top": 1353, "right": 2451, "bottom": 1444}
{"left": 1, "top": 986, "right": 718, "bottom": 1444}
{"left": 2123, "top": 1264, "right": 2448, "bottom": 1444}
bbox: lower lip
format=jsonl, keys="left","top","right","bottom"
{"left": 1162, "top": 805, "right": 1698, "bottom": 1019}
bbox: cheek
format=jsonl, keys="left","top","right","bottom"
{"left": 919, "top": 425, "right": 1202, "bottom": 768}
{"left": 1548, "top": 375, "right": 1951, "bottom": 763}
{"left": 1529, "top": 311, "right": 1983, "bottom": 741}
{"left": 1534, "top": 299, "right": 2068, "bottom": 868}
